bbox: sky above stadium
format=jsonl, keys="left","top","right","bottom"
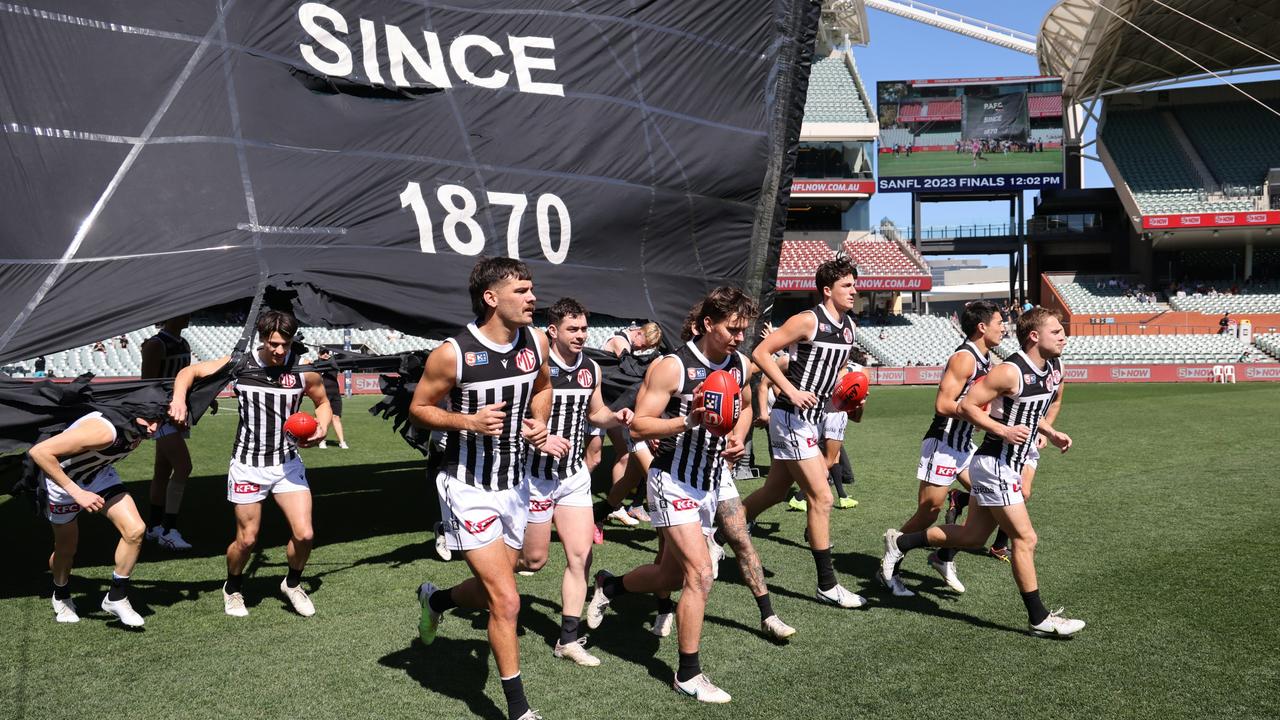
{"left": 854, "top": 0, "right": 1106, "bottom": 260}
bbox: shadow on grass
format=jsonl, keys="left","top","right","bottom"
{"left": 380, "top": 639, "right": 504, "bottom": 720}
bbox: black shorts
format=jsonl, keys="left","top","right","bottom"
{"left": 326, "top": 394, "right": 343, "bottom": 417}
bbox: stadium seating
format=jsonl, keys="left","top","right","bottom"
{"left": 994, "top": 333, "right": 1271, "bottom": 364}
{"left": 1174, "top": 102, "right": 1280, "bottom": 197}
{"left": 1167, "top": 282, "right": 1280, "bottom": 313}
{"left": 1102, "top": 110, "right": 1258, "bottom": 214}
{"left": 1029, "top": 128, "right": 1061, "bottom": 144}
{"left": 1029, "top": 94, "right": 1062, "bottom": 118}
{"left": 879, "top": 127, "right": 913, "bottom": 147}
{"left": 856, "top": 313, "right": 962, "bottom": 366}
{"left": 842, "top": 235, "right": 928, "bottom": 276}
{"left": 1254, "top": 333, "right": 1280, "bottom": 359}
{"left": 803, "top": 56, "right": 871, "bottom": 124}
{"left": 896, "top": 99, "right": 960, "bottom": 123}
{"left": 779, "top": 240, "right": 835, "bottom": 280}
{"left": 1045, "top": 274, "right": 1168, "bottom": 314}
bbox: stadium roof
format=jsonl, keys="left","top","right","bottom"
{"left": 822, "top": 1, "right": 871, "bottom": 48}
{"left": 1038, "top": 0, "right": 1280, "bottom": 100}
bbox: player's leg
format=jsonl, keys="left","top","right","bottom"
{"left": 987, "top": 501, "right": 1082, "bottom": 636}
{"left": 791, "top": 453, "right": 862, "bottom": 607}
{"left": 740, "top": 459, "right": 793, "bottom": 522}
{"left": 991, "top": 461, "right": 1036, "bottom": 561}
{"left": 224, "top": 488, "right": 262, "bottom": 617}
{"left": 274, "top": 487, "right": 317, "bottom": 616}
{"left": 824, "top": 438, "right": 854, "bottom": 507}
{"left": 552, "top": 502, "right": 599, "bottom": 665}
{"left": 147, "top": 443, "right": 172, "bottom": 538}
{"left": 49, "top": 518, "right": 80, "bottom": 622}
{"left": 330, "top": 414, "right": 347, "bottom": 446}
{"left": 463, "top": 540, "right": 533, "bottom": 718}
{"left": 100, "top": 491, "right": 146, "bottom": 626}
{"left": 154, "top": 433, "right": 193, "bottom": 549}
{"left": 714, "top": 495, "right": 795, "bottom": 639}
{"left": 517, "top": 477, "right": 555, "bottom": 574}
{"left": 585, "top": 432, "right": 603, "bottom": 475}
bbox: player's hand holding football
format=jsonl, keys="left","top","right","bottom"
{"left": 298, "top": 425, "right": 326, "bottom": 448}
{"left": 720, "top": 434, "right": 746, "bottom": 463}
{"left": 1001, "top": 424, "right": 1031, "bottom": 445}
{"left": 471, "top": 401, "right": 507, "bottom": 436}
{"left": 73, "top": 488, "right": 105, "bottom": 513}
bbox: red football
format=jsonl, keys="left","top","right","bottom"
{"left": 696, "top": 369, "right": 741, "bottom": 437}
{"left": 831, "top": 370, "right": 869, "bottom": 412}
{"left": 283, "top": 412, "right": 318, "bottom": 440}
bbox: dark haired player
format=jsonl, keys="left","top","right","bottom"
{"left": 410, "top": 257, "right": 562, "bottom": 720}
{"left": 880, "top": 300, "right": 1004, "bottom": 597}
{"left": 141, "top": 315, "right": 195, "bottom": 550}
{"left": 742, "top": 257, "right": 865, "bottom": 608}
{"left": 30, "top": 410, "right": 165, "bottom": 627}
{"left": 171, "top": 310, "right": 330, "bottom": 618}
{"left": 587, "top": 287, "right": 776, "bottom": 703}
{"left": 880, "top": 307, "right": 1085, "bottom": 637}
{"left": 518, "top": 297, "right": 632, "bottom": 667}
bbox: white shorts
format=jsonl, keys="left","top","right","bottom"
{"left": 769, "top": 408, "right": 822, "bottom": 461}
{"left": 822, "top": 410, "right": 849, "bottom": 441}
{"left": 646, "top": 468, "right": 716, "bottom": 532}
{"left": 44, "top": 467, "right": 126, "bottom": 525}
{"left": 916, "top": 437, "right": 975, "bottom": 487}
{"left": 588, "top": 423, "right": 605, "bottom": 438}
{"left": 227, "top": 456, "right": 309, "bottom": 504}
{"left": 153, "top": 422, "right": 189, "bottom": 440}
{"left": 437, "top": 471, "right": 529, "bottom": 551}
{"left": 716, "top": 469, "right": 739, "bottom": 503}
{"left": 526, "top": 465, "right": 592, "bottom": 524}
{"left": 1024, "top": 445, "right": 1040, "bottom": 470}
{"left": 967, "top": 455, "right": 1026, "bottom": 507}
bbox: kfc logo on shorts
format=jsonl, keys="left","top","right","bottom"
{"left": 672, "top": 498, "right": 698, "bottom": 511}
{"left": 49, "top": 502, "right": 80, "bottom": 515}
{"left": 806, "top": 437, "right": 819, "bottom": 448}
{"left": 462, "top": 514, "right": 500, "bottom": 534}
{"left": 232, "top": 481, "right": 260, "bottom": 494}
{"left": 530, "top": 499, "right": 554, "bottom": 512}
{"left": 935, "top": 466, "right": 957, "bottom": 478}
{"left": 577, "top": 369, "right": 593, "bottom": 388}
{"left": 842, "top": 327, "right": 853, "bottom": 343}
{"left": 515, "top": 348, "right": 537, "bottom": 373}
{"left": 465, "top": 351, "right": 489, "bottom": 367}
{"left": 279, "top": 373, "right": 297, "bottom": 388}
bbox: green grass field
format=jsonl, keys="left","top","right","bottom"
{"left": 3, "top": 384, "right": 1278, "bottom": 720}
{"left": 878, "top": 148, "right": 1063, "bottom": 177}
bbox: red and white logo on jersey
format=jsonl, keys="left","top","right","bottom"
{"left": 1051, "top": 370, "right": 1062, "bottom": 386}
{"left": 672, "top": 498, "right": 698, "bottom": 511}
{"left": 232, "top": 481, "right": 260, "bottom": 494}
{"left": 515, "top": 348, "right": 537, "bottom": 373}
{"left": 842, "top": 327, "right": 853, "bottom": 343}
{"left": 530, "top": 499, "right": 554, "bottom": 512}
{"left": 577, "top": 369, "right": 593, "bottom": 388}
{"left": 935, "top": 466, "right": 957, "bottom": 478}
{"left": 462, "top": 514, "right": 500, "bottom": 534}
{"left": 49, "top": 502, "right": 80, "bottom": 515}
{"left": 279, "top": 373, "right": 297, "bottom": 388}
{"left": 729, "top": 367, "right": 742, "bottom": 385}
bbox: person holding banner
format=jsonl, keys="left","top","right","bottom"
{"left": 410, "top": 258, "right": 563, "bottom": 720}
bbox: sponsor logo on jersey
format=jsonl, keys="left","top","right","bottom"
{"left": 577, "top": 369, "right": 593, "bottom": 388}
{"left": 729, "top": 367, "right": 742, "bottom": 385}
{"left": 232, "top": 481, "right": 261, "bottom": 494}
{"left": 842, "top": 327, "right": 853, "bottom": 343}
{"left": 462, "top": 514, "right": 500, "bottom": 534}
{"left": 465, "top": 351, "right": 489, "bottom": 367}
{"left": 549, "top": 366, "right": 558, "bottom": 377}
{"left": 279, "top": 373, "right": 297, "bottom": 388}
{"left": 672, "top": 498, "right": 698, "bottom": 511}
{"left": 515, "top": 348, "right": 537, "bottom": 373}
{"left": 1051, "top": 370, "right": 1062, "bottom": 385}
{"left": 530, "top": 499, "right": 554, "bottom": 512}
{"left": 1023, "top": 373, "right": 1036, "bottom": 386}
{"left": 935, "top": 465, "right": 957, "bottom": 478}
{"left": 688, "top": 367, "right": 707, "bottom": 381}
{"left": 49, "top": 502, "right": 80, "bottom": 515}
{"left": 818, "top": 322, "right": 831, "bottom": 332}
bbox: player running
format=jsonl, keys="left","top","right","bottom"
{"left": 171, "top": 310, "right": 330, "bottom": 618}
{"left": 880, "top": 300, "right": 1003, "bottom": 597}
{"left": 140, "top": 315, "right": 195, "bottom": 550}
{"left": 517, "top": 298, "right": 632, "bottom": 667}
{"left": 586, "top": 287, "right": 763, "bottom": 704}
{"left": 741, "top": 257, "right": 866, "bottom": 609}
{"left": 879, "top": 307, "right": 1085, "bottom": 637}
{"left": 30, "top": 404, "right": 166, "bottom": 627}
{"left": 410, "top": 257, "right": 562, "bottom": 720}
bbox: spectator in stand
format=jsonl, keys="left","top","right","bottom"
{"left": 117, "top": 335, "right": 129, "bottom": 350}
{"left": 1022, "top": 300, "right": 1034, "bottom": 314}
{"left": 1219, "top": 312, "right": 1231, "bottom": 335}
{"left": 34, "top": 356, "right": 47, "bottom": 377}
{"left": 879, "top": 329, "right": 887, "bottom": 341}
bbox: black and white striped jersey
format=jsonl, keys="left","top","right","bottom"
{"left": 651, "top": 341, "right": 749, "bottom": 491}
{"left": 48, "top": 412, "right": 142, "bottom": 485}
{"left": 441, "top": 323, "right": 543, "bottom": 491}
{"left": 772, "top": 305, "right": 856, "bottom": 425}
{"left": 231, "top": 350, "right": 307, "bottom": 467}
{"left": 923, "top": 341, "right": 992, "bottom": 450}
{"left": 975, "top": 352, "right": 1064, "bottom": 472}
{"left": 141, "top": 330, "right": 191, "bottom": 379}
{"left": 528, "top": 351, "right": 599, "bottom": 481}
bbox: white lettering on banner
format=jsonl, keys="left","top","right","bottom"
{"left": 1064, "top": 367, "right": 1088, "bottom": 381}
{"left": 1111, "top": 368, "right": 1151, "bottom": 379}
{"left": 355, "top": 377, "right": 381, "bottom": 392}
{"left": 878, "top": 369, "right": 904, "bottom": 382}
{"left": 1246, "top": 213, "right": 1267, "bottom": 223}
{"left": 399, "top": 182, "right": 571, "bottom": 264}
{"left": 1246, "top": 366, "right": 1280, "bottom": 379}
{"left": 297, "top": 3, "right": 563, "bottom": 97}
{"left": 1178, "top": 367, "right": 1214, "bottom": 379}
{"left": 919, "top": 369, "right": 942, "bottom": 382}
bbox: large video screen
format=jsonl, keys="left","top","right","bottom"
{"left": 876, "top": 76, "right": 1064, "bottom": 194}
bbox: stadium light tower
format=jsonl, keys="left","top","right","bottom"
{"left": 863, "top": 0, "right": 1038, "bottom": 55}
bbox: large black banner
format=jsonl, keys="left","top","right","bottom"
{"left": 962, "top": 92, "right": 1028, "bottom": 142}
{"left": 0, "top": 1, "right": 819, "bottom": 363}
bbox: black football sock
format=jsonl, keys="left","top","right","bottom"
{"left": 812, "top": 547, "right": 837, "bottom": 591}
{"left": 107, "top": 573, "right": 129, "bottom": 602}
{"left": 428, "top": 585, "right": 459, "bottom": 614}
{"left": 149, "top": 504, "right": 164, "bottom": 528}
{"left": 676, "top": 651, "right": 702, "bottom": 683}
{"left": 592, "top": 499, "right": 617, "bottom": 524}
{"left": 838, "top": 446, "right": 854, "bottom": 485}
{"left": 712, "top": 527, "right": 727, "bottom": 547}
{"left": 952, "top": 491, "right": 970, "bottom": 513}
{"left": 501, "top": 673, "right": 530, "bottom": 720}
{"left": 286, "top": 567, "right": 303, "bottom": 589}
{"left": 936, "top": 547, "right": 958, "bottom": 562}
{"left": 1022, "top": 589, "right": 1049, "bottom": 625}
{"left": 754, "top": 592, "right": 775, "bottom": 622}
{"left": 897, "top": 531, "right": 931, "bottom": 553}
{"left": 657, "top": 596, "right": 676, "bottom": 614}
{"left": 559, "top": 615, "right": 581, "bottom": 645}
{"left": 52, "top": 578, "right": 71, "bottom": 600}
{"left": 163, "top": 513, "right": 178, "bottom": 531}
{"left": 224, "top": 573, "right": 244, "bottom": 595}
{"left": 992, "top": 529, "right": 1010, "bottom": 551}
{"left": 830, "top": 468, "right": 849, "bottom": 498}
{"left": 601, "top": 574, "right": 629, "bottom": 600}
